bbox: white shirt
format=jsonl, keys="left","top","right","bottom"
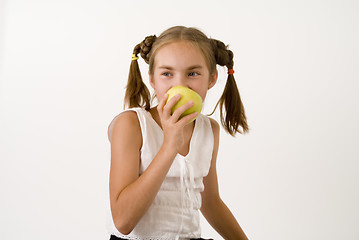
{"left": 107, "top": 108, "right": 214, "bottom": 240}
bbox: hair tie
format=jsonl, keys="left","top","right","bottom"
{"left": 227, "top": 69, "right": 235, "bottom": 75}
{"left": 132, "top": 54, "right": 139, "bottom": 61}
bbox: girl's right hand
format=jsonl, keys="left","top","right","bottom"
{"left": 157, "top": 93, "right": 198, "bottom": 155}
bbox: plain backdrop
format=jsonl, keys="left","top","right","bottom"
{"left": 1, "top": 0, "right": 359, "bottom": 239}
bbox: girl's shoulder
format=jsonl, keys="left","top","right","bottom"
{"left": 107, "top": 109, "right": 142, "bottom": 143}
{"left": 207, "top": 116, "right": 220, "bottom": 135}
{"left": 201, "top": 116, "right": 219, "bottom": 146}
{"left": 207, "top": 117, "right": 220, "bottom": 150}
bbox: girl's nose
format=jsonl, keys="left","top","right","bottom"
{"left": 173, "top": 75, "right": 187, "bottom": 88}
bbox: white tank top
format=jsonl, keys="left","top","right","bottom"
{"left": 107, "top": 108, "right": 214, "bottom": 240}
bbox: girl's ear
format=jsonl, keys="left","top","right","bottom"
{"left": 149, "top": 71, "right": 155, "bottom": 88}
{"left": 208, "top": 69, "right": 218, "bottom": 89}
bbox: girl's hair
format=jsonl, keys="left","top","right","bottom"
{"left": 125, "top": 26, "right": 249, "bottom": 136}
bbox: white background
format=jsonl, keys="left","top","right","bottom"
{"left": 1, "top": 0, "right": 359, "bottom": 239}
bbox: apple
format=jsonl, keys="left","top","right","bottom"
{"left": 166, "top": 86, "right": 203, "bottom": 120}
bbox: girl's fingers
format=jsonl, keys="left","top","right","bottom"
{"left": 171, "top": 100, "right": 194, "bottom": 121}
{"left": 157, "top": 93, "right": 169, "bottom": 118}
{"left": 158, "top": 93, "right": 197, "bottom": 124}
{"left": 157, "top": 93, "right": 168, "bottom": 111}
{"left": 162, "top": 94, "right": 181, "bottom": 116}
{"left": 177, "top": 111, "right": 198, "bottom": 125}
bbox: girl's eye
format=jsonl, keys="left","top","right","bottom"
{"left": 189, "top": 72, "right": 199, "bottom": 77}
{"left": 162, "top": 72, "right": 172, "bottom": 77}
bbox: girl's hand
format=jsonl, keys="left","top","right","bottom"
{"left": 157, "top": 93, "right": 198, "bottom": 154}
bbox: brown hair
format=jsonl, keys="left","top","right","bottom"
{"left": 124, "top": 26, "right": 249, "bottom": 136}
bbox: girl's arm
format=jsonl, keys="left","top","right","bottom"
{"left": 109, "top": 94, "right": 197, "bottom": 235}
{"left": 200, "top": 118, "right": 248, "bottom": 240}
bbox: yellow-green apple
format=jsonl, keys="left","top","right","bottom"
{"left": 166, "top": 86, "right": 203, "bottom": 121}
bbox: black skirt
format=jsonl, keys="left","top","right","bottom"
{"left": 110, "top": 235, "right": 213, "bottom": 240}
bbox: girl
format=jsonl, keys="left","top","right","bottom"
{"left": 108, "top": 26, "right": 249, "bottom": 240}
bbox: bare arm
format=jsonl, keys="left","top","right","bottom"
{"left": 200, "top": 119, "right": 248, "bottom": 240}
{"left": 109, "top": 94, "right": 197, "bottom": 235}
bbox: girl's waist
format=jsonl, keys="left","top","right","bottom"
{"left": 152, "top": 189, "right": 202, "bottom": 210}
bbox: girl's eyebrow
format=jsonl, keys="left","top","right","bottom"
{"left": 158, "top": 66, "right": 174, "bottom": 70}
{"left": 158, "top": 65, "right": 203, "bottom": 70}
{"left": 188, "top": 65, "right": 203, "bottom": 70}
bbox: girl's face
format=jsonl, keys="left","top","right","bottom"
{"left": 149, "top": 41, "right": 217, "bottom": 104}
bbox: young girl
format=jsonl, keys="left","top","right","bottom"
{"left": 107, "top": 26, "right": 249, "bottom": 240}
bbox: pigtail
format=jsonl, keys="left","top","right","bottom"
{"left": 210, "top": 39, "right": 249, "bottom": 136}
{"left": 217, "top": 71, "right": 249, "bottom": 136}
{"left": 124, "top": 35, "right": 157, "bottom": 111}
